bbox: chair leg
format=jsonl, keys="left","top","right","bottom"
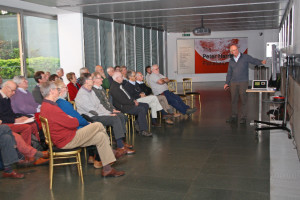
{"left": 77, "top": 153, "right": 84, "bottom": 183}
{"left": 148, "top": 110, "right": 151, "bottom": 132}
{"left": 83, "top": 147, "right": 87, "bottom": 163}
{"left": 49, "top": 158, "right": 54, "bottom": 190}
{"left": 109, "top": 126, "right": 112, "bottom": 146}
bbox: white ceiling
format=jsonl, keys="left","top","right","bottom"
{"left": 6, "top": 0, "right": 290, "bottom": 32}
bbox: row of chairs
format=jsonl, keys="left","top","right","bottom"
{"left": 167, "top": 78, "right": 201, "bottom": 109}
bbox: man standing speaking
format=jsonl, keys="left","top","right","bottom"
{"left": 224, "top": 45, "right": 266, "bottom": 124}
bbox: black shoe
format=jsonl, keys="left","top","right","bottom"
{"left": 240, "top": 118, "right": 246, "bottom": 124}
{"left": 226, "top": 116, "right": 237, "bottom": 123}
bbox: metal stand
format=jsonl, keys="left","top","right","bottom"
{"left": 254, "top": 55, "right": 293, "bottom": 139}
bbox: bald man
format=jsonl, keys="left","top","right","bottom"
{"left": 224, "top": 45, "right": 266, "bottom": 124}
{"left": 95, "top": 65, "right": 110, "bottom": 89}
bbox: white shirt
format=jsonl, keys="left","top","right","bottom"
{"left": 234, "top": 53, "right": 241, "bottom": 62}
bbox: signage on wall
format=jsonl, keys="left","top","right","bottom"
{"left": 177, "top": 37, "right": 248, "bottom": 74}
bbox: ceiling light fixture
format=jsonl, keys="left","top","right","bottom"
{"left": 193, "top": 16, "right": 211, "bottom": 36}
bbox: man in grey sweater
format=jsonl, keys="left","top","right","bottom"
{"left": 224, "top": 45, "right": 266, "bottom": 124}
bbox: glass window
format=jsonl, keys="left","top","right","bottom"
{"left": 151, "top": 30, "right": 157, "bottom": 66}
{"left": 24, "top": 15, "right": 60, "bottom": 91}
{"left": 135, "top": 27, "right": 144, "bottom": 74}
{"left": 114, "top": 22, "right": 125, "bottom": 66}
{"left": 158, "top": 31, "right": 164, "bottom": 75}
{"left": 125, "top": 25, "right": 135, "bottom": 70}
{"left": 144, "top": 28, "right": 151, "bottom": 69}
{"left": 100, "top": 20, "right": 113, "bottom": 68}
{"left": 83, "top": 17, "right": 100, "bottom": 72}
{"left": 0, "top": 10, "right": 21, "bottom": 82}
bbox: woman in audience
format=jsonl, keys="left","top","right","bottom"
{"left": 48, "top": 74, "right": 59, "bottom": 82}
{"left": 67, "top": 72, "right": 81, "bottom": 101}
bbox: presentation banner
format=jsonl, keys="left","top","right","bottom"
{"left": 195, "top": 38, "right": 248, "bottom": 73}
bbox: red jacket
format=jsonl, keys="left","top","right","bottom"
{"left": 67, "top": 82, "right": 81, "bottom": 101}
{"left": 40, "top": 99, "right": 79, "bottom": 148}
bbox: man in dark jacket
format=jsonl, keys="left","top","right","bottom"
{"left": 110, "top": 72, "right": 152, "bottom": 137}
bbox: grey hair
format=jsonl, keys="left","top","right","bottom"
{"left": 13, "top": 75, "right": 26, "bottom": 85}
{"left": 151, "top": 64, "right": 158, "bottom": 71}
{"left": 80, "top": 67, "right": 89, "bottom": 74}
{"left": 112, "top": 72, "right": 122, "bottom": 81}
{"left": 106, "top": 66, "right": 114, "bottom": 73}
{"left": 40, "top": 81, "right": 57, "bottom": 97}
{"left": 56, "top": 68, "right": 64, "bottom": 73}
{"left": 127, "top": 70, "right": 136, "bottom": 78}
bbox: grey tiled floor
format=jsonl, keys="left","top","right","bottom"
{"left": 0, "top": 81, "right": 296, "bottom": 200}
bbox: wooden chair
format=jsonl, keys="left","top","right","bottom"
{"left": 125, "top": 114, "right": 135, "bottom": 146}
{"left": 167, "top": 79, "right": 187, "bottom": 103}
{"left": 182, "top": 78, "right": 201, "bottom": 108}
{"left": 39, "top": 116, "right": 84, "bottom": 190}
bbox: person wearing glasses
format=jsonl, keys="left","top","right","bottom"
{"left": 224, "top": 44, "right": 266, "bottom": 124}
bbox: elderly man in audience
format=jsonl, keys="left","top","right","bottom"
{"left": 54, "top": 80, "right": 125, "bottom": 168}
{"left": 110, "top": 72, "right": 152, "bottom": 137}
{"left": 124, "top": 70, "right": 163, "bottom": 127}
{"left": 56, "top": 68, "right": 64, "bottom": 81}
{"left": 95, "top": 65, "right": 110, "bottom": 90}
{"left": 0, "top": 80, "right": 40, "bottom": 146}
{"left": 66, "top": 72, "right": 81, "bottom": 101}
{"left": 0, "top": 75, "right": 3, "bottom": 89}
{"left": 135, "top": 72, "right": 180, "bottom": 124}
{"left": 106, "top": 66, "right": 114, "bottom": 85}
{"left": 75, "top": 73, "right": 135, "bottom": 154}
{"left": 149, "top": 64, "right": 197, "bottom": 115}
{"left": 32, "top": 71, "right": 48, "bottom": 104}
{"left": 40, "top": 81, "right": 125, "bottom": 177}
{"left": 11, "top": 76, "right": 40, "bottom": 115}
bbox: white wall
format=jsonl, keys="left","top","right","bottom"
{"left": 167, "top": 29, "right": 279, "bottom": 82}
{"left": 57, "top": 13, "right": 85, "bottom": 82}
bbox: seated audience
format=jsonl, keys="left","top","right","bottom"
{"left": 0, "top": 80, "right": 40, "bottom": 145}
{"left": 45, "top": 71, "right": 51, "bottom": 81}
{"left": 149, "top": 64, "right": 197, "bottom": 115}
{"left": 106, "top": 66, "right": 114, "bottom": 85}
{"left": 40, "top": 81, "right": 125, "bottom": 177}
{"left": 136, "top": 72, "right": 180, "bottom": 121}
{"left": 110, "top": 72, "right": 152, "bottom": 137}
{"left": 95, "top": 65, "right": 110, "bottom": 90}
{"left": 66, "top": 72, "right": 81, "bottom": 101}
{"left": 124, "top": 70, "right": 163, "bottom": 127}
{"left": 75, "top": 73, "right": 134, "bottom": 154}
{"left": 11, "top": 76, "right": 40, "bottom": 115}
{"left": 0, "top": 75, "right": 2, "bottom": 88}
{"left": 32, "top": 71, "right": 48, "bottom": 104}
{"left": 54, "top": 80, "right": 125, "bottom": 168}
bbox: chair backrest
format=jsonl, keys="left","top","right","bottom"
{"left": 183, "top": 78, "right": 192, "bottom": 94}
{"left": 67, "top": 92, "right": 71, "bottom": 101}
{"left": 168, "top": 79, "right": 178, "bottom": 93}
{"left": 106, "top": 89, "right": 109, "bottom": 98}
{"left": 39, "top": 116, "right": 54, "bottom": 154}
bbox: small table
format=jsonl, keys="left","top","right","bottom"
{"left": 246, "top": 88, "right": 275, "bottom": 122}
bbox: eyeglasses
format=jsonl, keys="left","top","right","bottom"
{"left": 230, "top": 48, "right": 238, "bottom": 53}
{"left": 7, "top": 86, "right": 16, "bottom": 92}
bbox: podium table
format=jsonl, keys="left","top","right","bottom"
{"left": 246, "top": 88, "right": 275, "bottom": 122}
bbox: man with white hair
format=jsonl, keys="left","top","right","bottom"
{"left": 40, "top": 81, "right": 125, "bottom": 177}
{"left": 11, "top": 76, "right": 40, "bottom": 115}
{"left": 110, "top": 72, "right": 152, "bottom": 137}
{"left": 148, "top": 64, "right": 196, "bottom": 115}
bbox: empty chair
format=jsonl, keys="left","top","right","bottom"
{"left": 182, "top": 78, "right": 201, "bottom": 108}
